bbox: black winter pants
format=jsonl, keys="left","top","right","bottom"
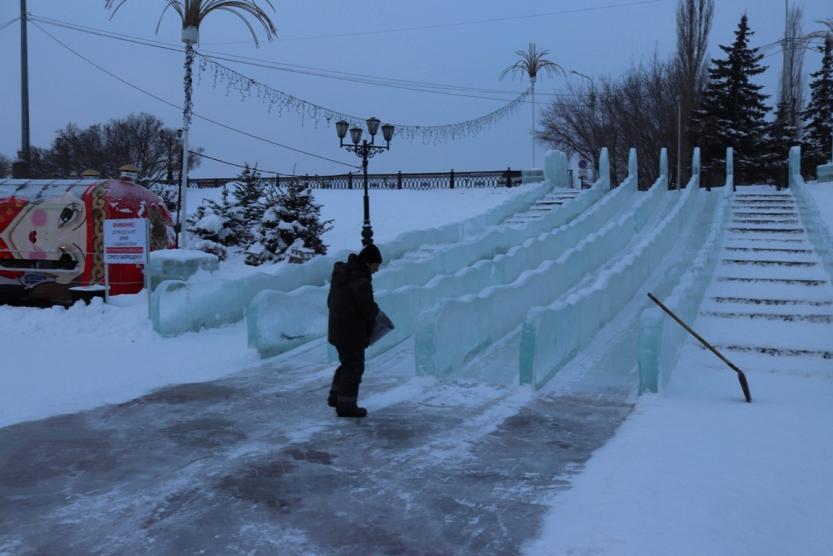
{"left": 330, "top": 347, "right": 365, "bottom": 403}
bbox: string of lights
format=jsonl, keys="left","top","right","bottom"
{"left": 28, "top": 14, "right": 576, "bottom": 101}
{"left": 198, "top": 55, "right": 530, "bottom": 144}
{"left": 31, "top": 22, "right": 360, "bottom": 170}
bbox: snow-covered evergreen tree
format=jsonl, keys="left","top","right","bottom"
{"left": 186, "top": 165, "right": 266, "bottom": 259}
{"left": 693, "top": 14, "right": 770, "bottom": 183}
{"left": 246, "top": 179, "right": 332, "bottom": 265}
{"left": 185, "top": 185, "right": 239, "bottom": 260}
{"left": 802, "top": 36, "right": 833, "bottom": 172}
{"left": 230, "top": 164, "right": 266, "bottom": 245}
{"left": 148, "top": 182, "right": 178, "bottom": 214}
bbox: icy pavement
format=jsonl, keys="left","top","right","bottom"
{"left": 525, "top": 186, "right": 833, "bottom": 555}
{"left": 0, "top": 339, "right": 632, "bottom": 555}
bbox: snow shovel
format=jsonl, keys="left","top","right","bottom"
{"left": 647, "top": 293, "right": 752, "bottom": 403}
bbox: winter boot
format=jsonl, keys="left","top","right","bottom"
{"left": 327, "top": 392, "right": 338, "bottom": 408}
{"left": 336, "top": 396, "right": 367, "bottom": 418}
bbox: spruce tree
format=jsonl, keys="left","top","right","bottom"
{"left": 231, "top": 164, "right": 265, "bottom": 245}
{"left": 247, "top": 179, "right": 332, "bottom": 265}
{"left": 693, "top": 14, "right": 770, "bottom": 183}
{"left": 802, "top": 36, "right": 833, "bottom": 172}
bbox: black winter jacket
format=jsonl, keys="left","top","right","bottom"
{"left": 327, "top": 254, "right": 380, "bottom": 350}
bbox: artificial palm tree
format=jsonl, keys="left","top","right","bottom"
{"left": 500, "top": 42, "right": 564, "bottom": 167}
{"left": 105, "top": 0, "right": 277, "bottom": 246}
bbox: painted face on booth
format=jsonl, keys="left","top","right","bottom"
{"left": 1, "top": 192, "right": 88, "bottom": 281}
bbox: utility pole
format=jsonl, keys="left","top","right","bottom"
{"left": 17, "top": 0, "right": 31, "bottom": 178}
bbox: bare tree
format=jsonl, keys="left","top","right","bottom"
{"left": 779, "top": 1, "right": 805, "bottom": 130}
{"left": 26, "top": 113, "right": 202, "bottom": 182}
{"left": 538, "top": 57, "right": 677, "bottom": 187}
{"left": 0, "top": 153, "right": 10, "bottom": 178}
{"left": 675, "top": 0, "right": 714, "bottom": 183}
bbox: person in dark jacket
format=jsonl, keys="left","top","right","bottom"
{"left": 327, "top": 243, "right": 382, "bottom": 418}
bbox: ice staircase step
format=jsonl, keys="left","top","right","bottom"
{"left": 726, "top": 227, "right": 804, "bottom": 234}
{"left": 724, "top": 237, "right": 808, "bottom": 244}
{"left": 732, "top": 212, "right": 797, "bottom": 217}
{"left": 720, "top": 259, "right": 818, "bottom": 267}
{"left": 714, "top": 344, "right": 833, "bottom": 360}
{"left": 716, "top": 276, "right": 828, "bottom": 286}
{"left": 724, "top": 247, "right": 813, "bottom": 254}
{"left": 710, "top": 296, "right": 833, "bottom": 307}
{"left": 700, "top": 311, "right": 833, "bottom": 324}
{"left": 731, "top": 219, "right": 799, "bottom": 225}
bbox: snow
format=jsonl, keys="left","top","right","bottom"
{"left": 524, "top": 185, "right": 833, "bottom": 556}
{"left": 3, "top": 176, "right": 833, "bottom": 555}
{"left": 0, "top": 184, "right": 541, "bottom": 428}
{"left": 194, "top": 212, "right": 223, "bottom": 234}
{"left": 0, "top": 294, "right": 258, "bottom": 428}
{"left": 188, "top": 185, "right": 538, "bottom": 280}
{"left": 806, "top": 180, "right": 833, "bottom": 238}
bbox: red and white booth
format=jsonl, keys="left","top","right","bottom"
{"left": 0, "top": 176, "right": 174, "bottom": 304}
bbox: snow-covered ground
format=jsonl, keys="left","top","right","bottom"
{"left": 190, "top": 186, "right": 535, "bottom": 279}
{"left": 2, "top": 182, "right": 832, "bottom": 555}
{"left": 0, "top": 185, "right": 533, "bottom": 428}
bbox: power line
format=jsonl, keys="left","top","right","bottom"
{"left": 191, "top": 151, "right": 300, "bottom": 177}
{"left": 29, "top": 14, "right": 584, "bottom": 100}
{"left": 203, "top": 0, "right": 664, "bottom": 44}
{"left": 30, "top": 22, "right": 360, "bottom": 170}
{"left": 0, "top": 16, "right": 20, "bottom": 32}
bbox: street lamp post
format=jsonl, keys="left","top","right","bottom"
{"left": 336, "top": 118, "right": 394, "bottom": 246}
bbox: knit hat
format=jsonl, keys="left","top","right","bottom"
{"left": 357, "top": 243, "right": 383, "bottom": 264}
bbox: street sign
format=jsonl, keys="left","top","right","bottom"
{"left": 104, "top": 218, "right": 148, "bottom": 264}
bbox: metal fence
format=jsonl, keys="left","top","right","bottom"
{"left": 174, "top": 169, "right": 524, "bottom": 190}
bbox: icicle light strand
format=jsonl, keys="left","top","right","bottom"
{"left": 197, "top": 54, "right": 530, "bottom": 144}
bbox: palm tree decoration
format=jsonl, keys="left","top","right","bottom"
{"left": 105, "top": 0, "right": 277, "bottom": 247}
{"left": 500, "top": 42, "right": 564, "bottom": 167}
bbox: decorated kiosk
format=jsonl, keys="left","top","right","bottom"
{"left": 0, "top": 166, "right": 175, "bottom": 304}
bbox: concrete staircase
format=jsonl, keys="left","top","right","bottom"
{"left": 503, "top": 189, "right": 579, "bottom": 225}
{"left": 696, "top": 187, "right": 833, "bottom": 371}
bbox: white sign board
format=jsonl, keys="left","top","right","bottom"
{"left": 104, "top": 218, "right": 148, "bottom": 264}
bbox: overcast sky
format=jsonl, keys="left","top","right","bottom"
{"left": 0, "top": 0, "right": 829, "bottom": 178}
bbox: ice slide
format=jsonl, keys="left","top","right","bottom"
{"left": 150, "top": 155, "right": 561, "bottom": 337}
{"left": 247, "top": 151, "right": 607, "bottom": 357}
{"left": 415, "top": 148, "right": 672, "bottom": 380}
{"left": 520, "top": 149, "right": 732, "bottom": 391}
